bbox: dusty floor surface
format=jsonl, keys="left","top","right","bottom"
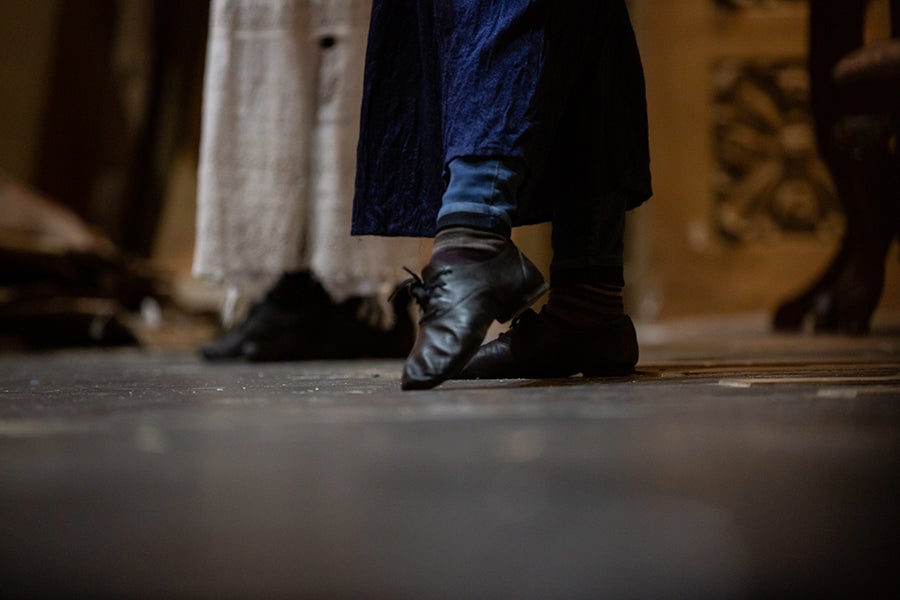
{"left": 1, "top": 316, "right": 898, "bottom": 598}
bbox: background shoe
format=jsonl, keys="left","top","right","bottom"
{"left": 200, "top": 272, "right": 330, "bottom": 360}
{"left": 200, "top": 299, "right": 308, "bottom": 360}
{"left": 242, "top": 290, "right": 415, "bottom": 362}
{"left": 401, "top": 241, "right": 547, "bottom": 390}
{"left": 201, "top": 273, "right": 414, "bottom": 361}
{"left": 456, "top": 308, "right": 638, "bottom": 380}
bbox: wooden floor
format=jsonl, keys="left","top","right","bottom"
{"left": 1, "top": 314, "right": 898, "bottom": 598}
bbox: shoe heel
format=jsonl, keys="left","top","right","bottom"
{"left": 498, "top": 282, "right": 549, "bottom": 324}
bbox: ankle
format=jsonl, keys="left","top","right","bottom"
{"left": 542, "top": 281, "right": 625, "bottom": 329}
{"left": 431, "top": 226, "right": 508, "bottom": 265}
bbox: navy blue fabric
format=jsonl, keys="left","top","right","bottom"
{"left": 352, "top": 0, "right": 652, "bottom": 238}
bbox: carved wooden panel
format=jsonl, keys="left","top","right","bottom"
{"left": 712, "top": 57, "right": 842, "bottom": 242}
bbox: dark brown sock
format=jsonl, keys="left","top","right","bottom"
{"left": 431, "top": 226, "right": 508, "bottom": 264}
{"left": 542, "top": 282, "right": 624, "bottom": 329}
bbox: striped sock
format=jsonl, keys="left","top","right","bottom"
{"left": 542, "top": 282, "right": 624, "bottom": 328}
{"left": 431, "top": 226, "right": 508, "bottom": 265}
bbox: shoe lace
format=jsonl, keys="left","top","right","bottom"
{"left": 391, "top": 266, "right": 450, "bottom": 315}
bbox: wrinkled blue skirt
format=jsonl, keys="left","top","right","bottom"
{"left": 352, "top": 0, "right": 651, "bottom": 237}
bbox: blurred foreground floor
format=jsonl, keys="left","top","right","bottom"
{"left": 1, "top": 315, "right": 899, "bottom": 598}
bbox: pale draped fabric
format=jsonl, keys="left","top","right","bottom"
{"left": 194, "top": 0, "right": 423, "bottom": 325}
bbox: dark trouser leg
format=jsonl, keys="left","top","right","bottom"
{"left": 550, "top": 192, "right": 625, "bottom": 288}
{"left": 544, "top": 191, "right": 628, "bottom": 331}
{"left": 543, "top": 0, "right": 644, "bottom": 300}
{"left": 541, "top": 2, "right": 637, "bottom": 328}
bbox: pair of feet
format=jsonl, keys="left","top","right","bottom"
{"left": 201, "top": 273, "right": 415, "bottom": 362}
{"left": 399, "top": 240, "right": 638, "bottom": 390}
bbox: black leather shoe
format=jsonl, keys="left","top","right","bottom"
{"left": 400, "top": 242, "right": 547, "bottom": 390}
{"left": 455, "top": 308, "right": 638, "bottom": 380}
{"left": 200, "top": 299, "right": 310, "bottom": 360}
{"left": 201, "top": 274, "right": 415, "bottom": 361}
{"left": 242, "top": 292, "right": 415, "bottom": 361}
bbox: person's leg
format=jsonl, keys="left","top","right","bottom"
{"left": 429, "top": 156, "right": 521, "bottom": 265}
{"left": 436, "top": 157, "right": 520, "bottom": 237}
{"left": 396, "top": 1, "right": 558, "bottom": 389}
{"left": 457, "top": 194, "right": 639, "bottom": 380}
{"left": 396, "top": 0, "right": 651, "bottom": 387}
{"left": 457, "top": 1, "right": 647, "bottom": 379}
{"left": 547, "top": 193, "right": 627, "bottom": 325}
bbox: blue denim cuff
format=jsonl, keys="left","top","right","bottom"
{"left": 437, "top": 156, "right": 522, "bottom": 235}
